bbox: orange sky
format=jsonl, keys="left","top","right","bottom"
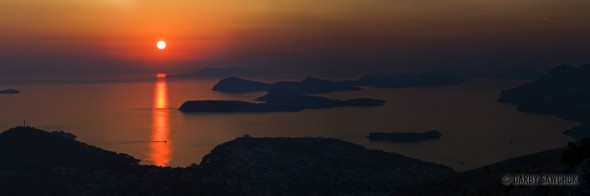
{"left": 1, "top": 0, "right": 589, "bottom": 77}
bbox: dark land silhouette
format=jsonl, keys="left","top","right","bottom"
{"left": 367, "top": 130, "right": 442, "bottom": 143}
{"left": 212, "top": 73, "right": 471, "bottom": 94}
{"left": 0, "top": 127, "right": 138, "bottom": 171}
{"left": 0, "top": 127, "right": 144, "bottom": 195}
{"left": 2, "top": 127, "right": 590, "bottom": 195}
{"left": 498, "top": 64, "right": 590, "bottom": 140}
{"left": 199, "top": 136, "right": 455, "bottom": 195}
{"left": 213, "top": 76, "right": 361, "bottom": 94}
{"left": 0, "top": 89, "right": 19, "bottom": 94}
{"left": 400, "top": 137, "right": 590, "bottom": 195}
{"left": 179, "top": 89, "right": 384, "bottom": 113}
{"left": 0, "top": 126, "right": 455, "bottom": 195}
{"left": 212, "top": 77, "right": 273, "bottom": 93}
{"left": 396, "top": 148, "right": 588, "bottom": 195}
{"left": 565, "top": 124, "right": 590, "bottom": 141}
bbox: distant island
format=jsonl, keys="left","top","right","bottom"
{"left": 498, "top": 64, "right": 590, "bottom": 140}
{"left": 171, "top": 67, "right": 258, "bottom": 78}
{"left": 0, "top": 89, "right": 19, "bottom": 94}
{"left": 213, "top": 77, "right": 361, "bottom": 94}
{"left": 367, "top": 130, "right": 442, "bottom": 143}
{"left": 212, "top": 73, "right": 471, "bottom": 94}
{"left": 211, "top": 77, "right": 272, "bottom": 93}
{"left": 179, "top": 89, "right": 384, "bottom": 113}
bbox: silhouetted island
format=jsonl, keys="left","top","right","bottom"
{"left": 213, "top": 77, "right": 361, "bottom": 94}
{"left": 212, "top": 73, "right": 471, "bottom": 94}
{"left": 367, "top": 130, "right": 442, "bottom": 143}
{"left": 0, "top": 89, "right": 19, "bottom": 94}
{"left": 212, "top": 77, "right": 273, "bottom": 93}
{"left": 179, "top": 89, "right": 385, "bottom": 113}
{"left": 498, "top": 64, "right": 590, "bottom": 140}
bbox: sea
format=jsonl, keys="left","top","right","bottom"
{"left": 0, "top": 77, "right": 580, "bottom": 171}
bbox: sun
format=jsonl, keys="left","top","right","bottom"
{"left": 157, "top": 40, "right": 166, "bottom": 50}
{"left": 156, "top": 73, "right": 167, "bottom": 79}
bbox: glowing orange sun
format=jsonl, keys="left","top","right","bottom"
{"left": 157, "top": 40, "right": 166, "bottom": 50}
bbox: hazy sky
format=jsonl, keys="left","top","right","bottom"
{"left": 1, "top": 0, "right": 589, "bottom": 78}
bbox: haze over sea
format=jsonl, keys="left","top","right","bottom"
{"left": 0, "top": 77, "right": 579, "bottom": 171}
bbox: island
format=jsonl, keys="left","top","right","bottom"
{"left": 367, "top": 130, "right": 442, "bottom": 143}
{"left": 211, "top": 73, "right": 471, "bottom": 94}
{"left": 212, "top": 76, "right": 361, "bottom": 94}
{"left": 0, "top": 89, "right": 19, "bottom": 94}
{"left": 212, "top": 77, "right": 273, "bottom": 93}
{"left": 498, "top": 64, "right": 590, "bottom": 140}
{"left": 179, "top": 89, "right": 385, "bottom": 113}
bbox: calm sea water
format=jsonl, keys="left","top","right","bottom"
{"left": 0, "top": 78, "right": 580, "bottom": 171}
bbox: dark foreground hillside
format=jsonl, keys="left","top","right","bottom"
{"left": 0, "top": 127, "right": 205, "bottom": 195}
{"left": 498, "top": 64, "right": 590, "bottom": 140}
{"left": 4, "top": 126, "right": 589, "bottom": 195}
{"left": 0, "top": 126, "right": 453, "bottom": 195}
{"left": 199, "top": 136, "right": 454, "bottom": 195}
{"left": 0, "top": 126, "right": 138, "bottom": 172}
{"left": 395, "top": 149, "right": 579, "bottom": 195}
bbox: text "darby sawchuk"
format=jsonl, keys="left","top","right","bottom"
{"left": 502, "top": 173, "right": 579, "bottom": 186}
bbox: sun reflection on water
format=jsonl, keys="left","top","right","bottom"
{"left": 150, "top": 77, "right": 171, "bottom": 166}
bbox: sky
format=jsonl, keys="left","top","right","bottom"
{"left": 1, "top": 0, "right": 589, "bottom": 78}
